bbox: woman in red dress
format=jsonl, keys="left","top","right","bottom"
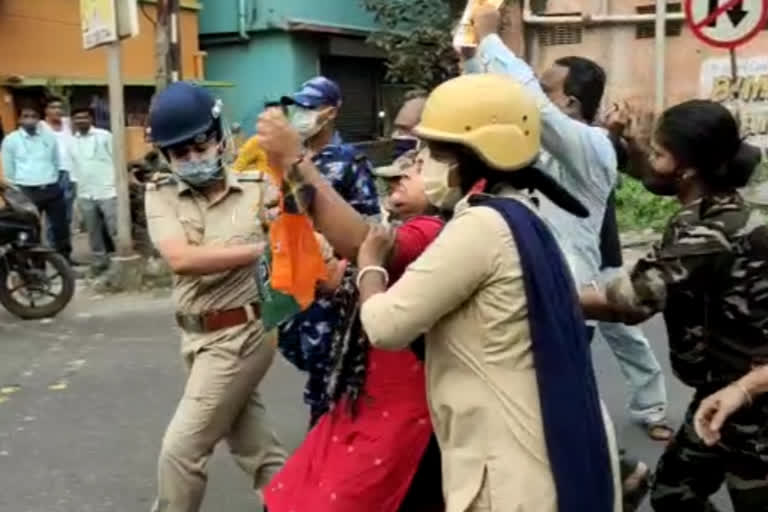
{"left": 263, "top": 151, "right": 445, "bottom": 512}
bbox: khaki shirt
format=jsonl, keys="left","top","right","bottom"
{"left": 361, "top": 187, "right": 621, "bottom": 512}
{"left": 145, "top": 170, "right": 267, "bottom": 316}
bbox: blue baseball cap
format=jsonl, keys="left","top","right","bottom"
{"left": 281, "top": 76, "right": 342, "bottom": 109}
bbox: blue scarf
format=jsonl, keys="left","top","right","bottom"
{"left": 475, "top": 196, "right": 614, "bottom": 512}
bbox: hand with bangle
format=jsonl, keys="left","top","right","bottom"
{"left": 694, "top": 375, "right": 758, "bottom": 447}
{"left": 356, "top": 225, "right": 396, "bottom": 302}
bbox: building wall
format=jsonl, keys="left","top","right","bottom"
{"left": 199, "top": 0, "right": 377, "bottom": 35}
{"left": 528, "top": 0, "right": 768, "bottom": 114}
{"left": 0, "top": 0, "right": 201, "bottom": 83}
{"left": 205, "top": 32, "right": 320, "bottom": 133}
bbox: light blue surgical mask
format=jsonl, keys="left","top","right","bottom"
{"left": 290, "top": 107, "right": 323, "bottom": 140}
{"left": 175, "top": 154, "right": 224, "bottom": 187}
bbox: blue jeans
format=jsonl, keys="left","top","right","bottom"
{"left": 46, "top": 171, "right": 75, "bottom": 248}
{"left": 597, "top": 267, "right": 668, "bottom": 424}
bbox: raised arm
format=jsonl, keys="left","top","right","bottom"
{"left": 256, "top": 109, "right": 370, "bottom": 261}
{"left": 467, "top": 7, "right": 605, "bottom": 172}
{"left": 602, "top": 101, "right": 654, "bottom": 181}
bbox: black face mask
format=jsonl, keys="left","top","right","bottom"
{"left": 21, "top": 122, "right": 37, "bottom": 135}
{"left": 642, "top": 170, "right": 680, "bottom": 197}
{"left": 392, "top": 137, "right": 418, "bottom": 160}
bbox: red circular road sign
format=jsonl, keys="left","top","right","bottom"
{"left": 685, "top": 0, "right": 768, "bottom": 49}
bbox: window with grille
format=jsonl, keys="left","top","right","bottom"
{"left": 538, "top": 24, "right": 583, "bottom": 46}
{"left": 636, "top": 3, "right": 683, "bottom": 38}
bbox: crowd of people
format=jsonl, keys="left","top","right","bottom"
{"left": 0, "top": 96, "right": 119, "bottom": 272}
{"left": 2, "top": 3, "right": 768, "bottom": 512}
{"left": 147, "top": 4, "right": 768, "bottom": 511}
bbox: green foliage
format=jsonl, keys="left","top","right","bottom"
{"left": 615, "top": 176, "right": 678, "bottom": 232}
{"left": 362, "top": 0, "right": 459, "bottom": 89}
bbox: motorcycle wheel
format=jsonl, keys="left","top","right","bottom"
{"left": 0, "top": 251, "right": 76, "bottom": 320}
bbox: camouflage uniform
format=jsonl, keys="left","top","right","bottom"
{"left": 607, "top": 192, "right": 768, "bottom": 511}
{"left": 277, "top": 133, "right": 380, "bottom": 423}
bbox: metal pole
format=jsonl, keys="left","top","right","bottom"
{"left": 155, "top": 0, "right": 170, "bottom": 91}
{"left": 107, "top": 41, "right": 133, "bottom": 256}
{"left": 169, "top": 0, "right": 181, "bottom": 82}
{"left": 654, "top": 0, "right": 667, "bottom": 114}
{"left": 730, "top": 48, "right": 741, "bottom": 130}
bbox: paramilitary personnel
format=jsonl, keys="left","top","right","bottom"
{"left": 582, "top": 99, "right": 768, "bottom": 512}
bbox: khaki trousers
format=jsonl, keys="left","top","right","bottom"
{"left": 153, "top": 324, "right": 286, "bottom": 512}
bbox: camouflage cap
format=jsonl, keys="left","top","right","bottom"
{"left": 374, "top": 149, "right": 418, "bottom": 178}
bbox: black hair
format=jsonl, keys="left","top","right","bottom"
{"left": 452, "top": 145, "right": 519, "bottom": 194}
{"left": 18, "top": 103, "right": 41, "bottom": 117}
{"left": 655, "top": 99, "right": 761, "bottom": 191}
{"left": 554, "top": 56, "right": 606, "bottom": 123}
{"left": 45, "top": 96, "right": 64, "bottom": 108}
{"left": 404, "top": 89, "right": 428, "bottom": 101}
{"left": 71, "top": 106, "right": 94, "bottom": 118}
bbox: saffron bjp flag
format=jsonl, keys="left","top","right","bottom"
{"left": 255, "top": 157, "right": 328, "bottom": 329}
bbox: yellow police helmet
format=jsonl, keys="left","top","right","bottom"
{"left": 413, "top": 74, "right": 540, "bottom": 171}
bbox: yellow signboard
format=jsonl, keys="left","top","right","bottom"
{"left": 80, "top": 0, "right": 118, "bottom": 50}
{"left": 701, "top": 56, "right": 768, "bottom": 147}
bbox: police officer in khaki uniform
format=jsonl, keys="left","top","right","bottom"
{"left": 145, "top": 82, "right": 285, "bottom": 512}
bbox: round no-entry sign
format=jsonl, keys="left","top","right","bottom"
{"left": 685, "top": 0, "right": 768, "bottom": 49}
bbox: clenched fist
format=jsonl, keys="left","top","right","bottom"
{"left": 256, "top": 108, "right": 303, "bottom": 171}
{"left": 472, "top": 3, "right": 502, "bottom": 44}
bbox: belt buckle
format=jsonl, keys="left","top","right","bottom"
{"left": 176, "top": 313, "right": 205, "bottom": 333}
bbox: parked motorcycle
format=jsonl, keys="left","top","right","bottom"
{"left": 0, "top": 185, "right": 75, "bottom": 319}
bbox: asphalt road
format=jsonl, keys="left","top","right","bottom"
{"left": 0, "top": 288, "right": 731, "bottom": 512}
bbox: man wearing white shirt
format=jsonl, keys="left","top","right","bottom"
{"left": 43, "top": 98, "right": 77, "bottom": 242}
{"left": 69, "top": 106, "right": 117, "bottom": 271}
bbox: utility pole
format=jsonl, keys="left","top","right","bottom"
{"left": 156, "top": 0, "right": 170, "bottom": 91}
{"left": 169, "top": 0, "right": 182, "bottom": 82}
{"left": 107, "top": 42, "right": 133, "bottom": 257}
{"left": 653, "top": 0, "right": 667, "bottom": 115}
{"left": 155, "top": 0, "right": 181, "bottom": 92}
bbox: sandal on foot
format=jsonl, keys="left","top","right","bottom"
{"left": 645, "top": 421, "right": 674, "bottom": 442}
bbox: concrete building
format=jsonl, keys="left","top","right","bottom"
{"left": 0, "top": 0, "right": 208, "bottom": 160}
{"left": 522, "top": 0, "right": 768, "bottom": 144}
{"left": 199, "top": 0, "right": 391, "bottom": 142}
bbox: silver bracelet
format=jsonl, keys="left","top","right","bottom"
{"left": 356, "top": 265, "right": 389, "bottom": 289}
{"left": 733, "top": 381, "right": 753, "bottom": 407}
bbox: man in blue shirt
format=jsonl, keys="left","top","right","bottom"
{"left": 276, "top": 76, "right": 380, "bottom": 425}
{"left": 1, "top": 105, "right": 71, "bottom": 260}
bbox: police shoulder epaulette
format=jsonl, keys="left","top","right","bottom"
{"left": 237, "top": 170, "right": 265, "bottom": 182}
{"left": 145, "top": 174, "right": 176, "bottom": 191}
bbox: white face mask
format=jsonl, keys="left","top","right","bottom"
{"left": 290, "top": 107, "right": 326, "bottom": 141}
{"left": 419, "top": 147, "right": 462, "bottom": 210}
